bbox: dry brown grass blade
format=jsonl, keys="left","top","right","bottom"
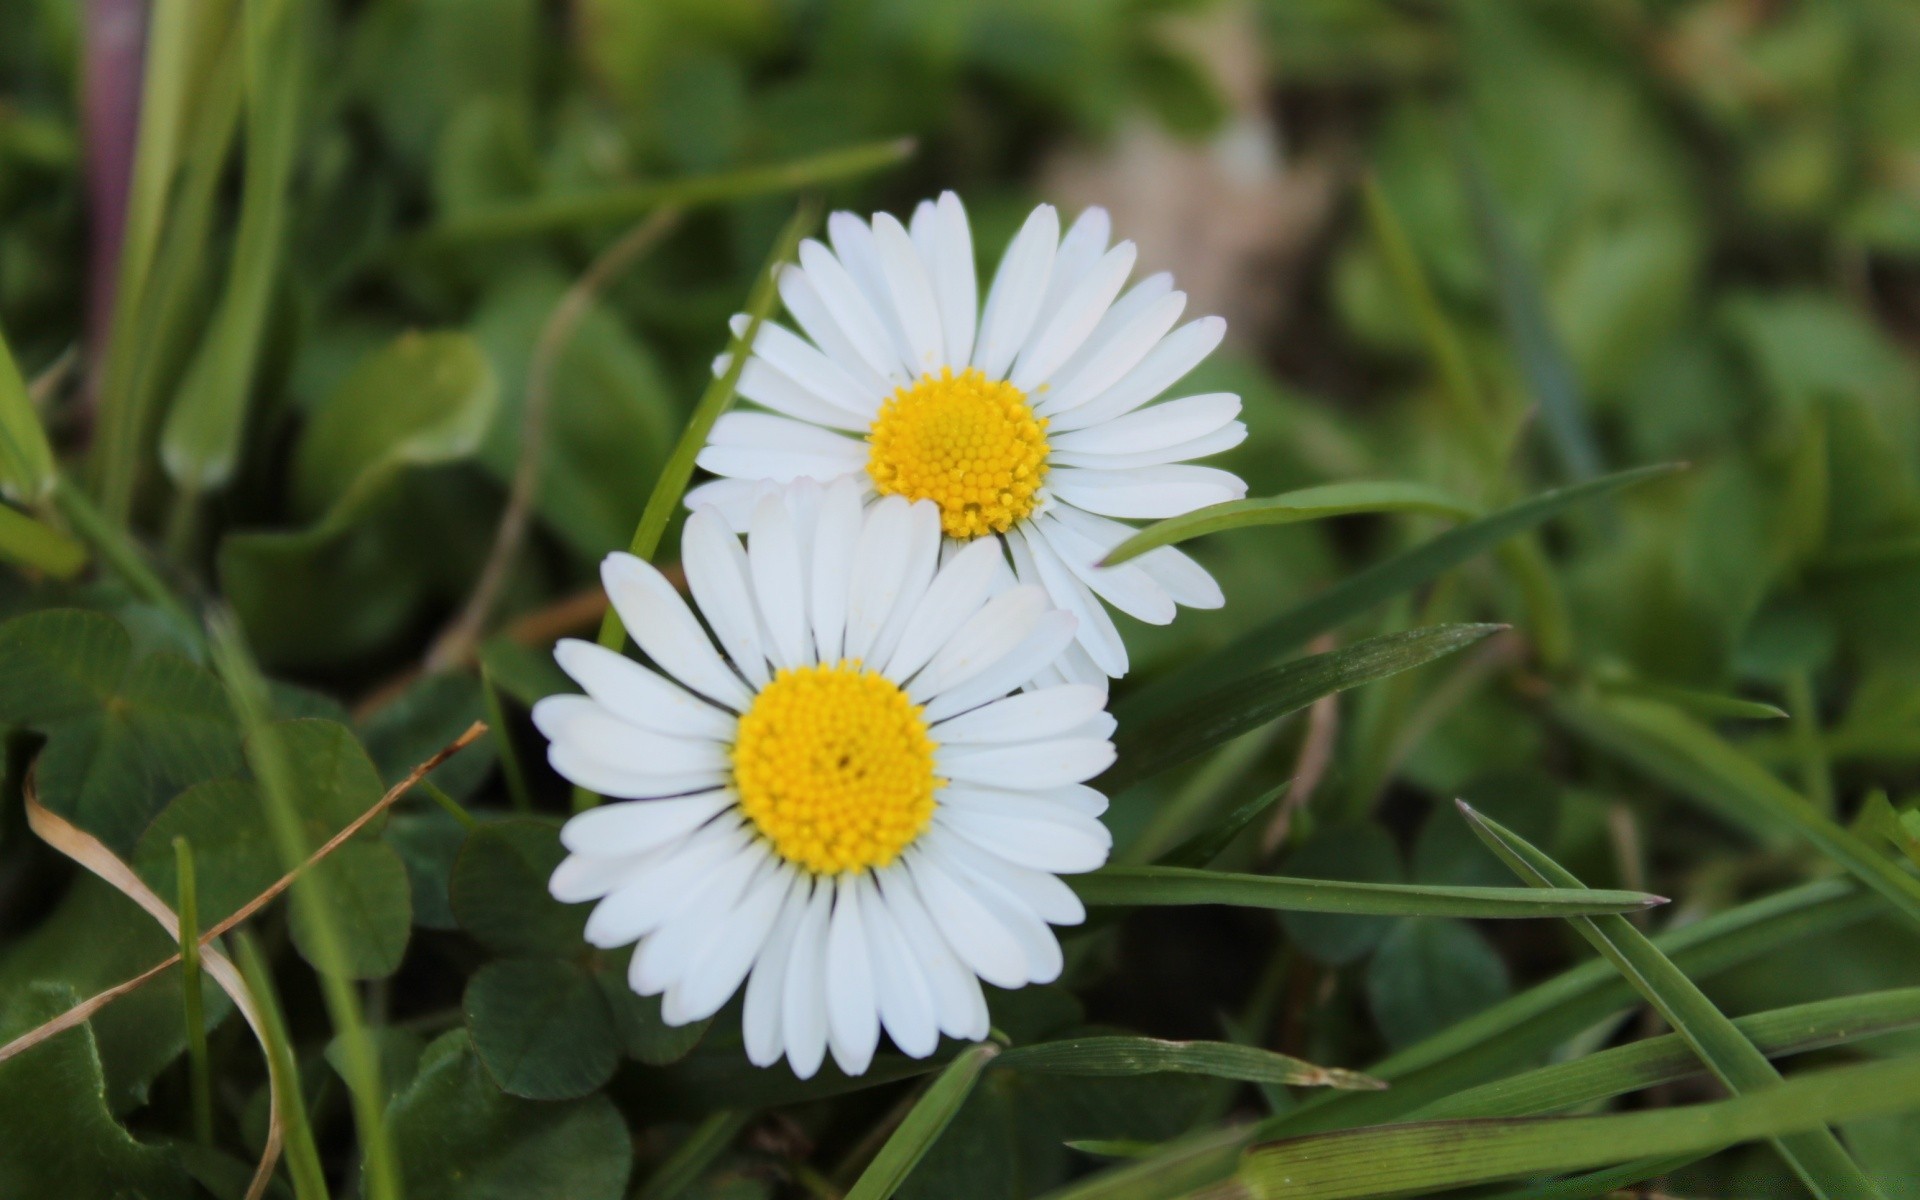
{"left": 0, "top": 718, "right": 487, "bottom": 1196}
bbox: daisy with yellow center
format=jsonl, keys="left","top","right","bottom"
{"left": 691, "top": 193, "right": 1249, "bottom": 683}
{"left": 536, "top": 478, "right": 1117, "bottom": 1079}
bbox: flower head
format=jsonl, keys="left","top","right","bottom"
{"left": 539, "top": 478, "right": 1117, "bottom": 1078}
{"left": 689, "top": 194, "right": 1248, "bottom": 682}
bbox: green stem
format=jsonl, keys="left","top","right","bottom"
{"left": 54, "top": 475, "right": 201, "bottom": 639}
{"left": 1785, "top": 671, "right": 1835, "bottom": 816}
{"left": 635, "top": 1110, "right": 752, "bottom": 1200}
{"left": 417, "top": 778, "right": 479, "bottom": 832}
{"left": 482, "top": 666, "right": 531, "bottom": 813}
{"left": 173, "top": 836, "right": 214, "bottom": 1146}
{"left": 234, "top": 933, "right": 329, "bottom": 1200}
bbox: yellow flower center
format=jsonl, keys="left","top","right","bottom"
{"left": 867, "top": 367, "right": 1049, "bottom": 540}
{"left": 732, "top": 661, "right": 940, "bottom": 875}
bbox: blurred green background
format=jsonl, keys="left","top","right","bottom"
{"left": 4, "top": 1, "right": 1920, "bottom": 1196}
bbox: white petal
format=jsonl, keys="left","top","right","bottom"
{"left": 733, "top": 313, "right": 876, "bottom": 413}
{"left": 1135, "top": 542, "right": 1225, "bottom": 609}
{"left": 1035, "top": 291, "right": 1187, "bottom": 416}
{"left": 780, "top": 881, "right": 835, "bottom": 1079}
{"left": 972, "top": 205, "right": 1059, "bottom": 380}
{"left": 828, "top": 211, "right": 917, "bottom": 368}
{"left": 928, "top": 825, "right": 1090, "bottom": 922}
{"left": 682, "top": 507, "right": 771, "bottom": 688}
{"left": 707, "top": 410, "right": 868, "bottom": 459}
{"left": 553, "top": 639, "right": 737, "bottom": 742}
{"left": 696, "top": 444, "right": 866, "bottom": 487}
{"left": 904, "top": 848, "right": 1029, "bottom": 989}
{"left": 549, "top": 848, "right": 653, "bottom": 904}
{"left": 1042, "top": 271, "right": 1175, "bottom": 401}
{"left": 810, "top": 475, "right": 865, "bottom": 662}
{"left": 1049, "top": 316, "right": 1226, "bottom": 431}
{"left": 1011, "top": 242, "right": 1136, "bottom": 391}
{"left": 547, "top": 743, "right": 726, "bottom": 801}
{"left": 936, "top": 806, "right": 1111, "bottom": 875}
{"left": 918, "top": 610, "right": 1079, "bottom": 724}
{"left": 1049, "top": 465, "right": 1246, "bottom": 520}
{"left": 908, "top": 585, "right": 1048, "bottom": 702}
{"left": 883, "top": 537, "right": 1006, "bottom": 684}
{"left": 1033, "top": 207, "right": 1112, "bottom": 337}
{"left": 558, "top": 790, "right": 733, "bottom": 857}
{"left": 672, "top": 863, "right": 798, "bottom": 1023}
{"left": 633, "top": 842, "right": 766, "bottom": 996}
{"left": 866, "top": 500, "right": 943, "bottom": 671}
{"left": 1010, "top": 528, "right": 1127, "bottom": 679}
{"left": 1030, "top": 515, "right": 1176, "bottom": 626}
{"left": 843, "top": 495, "right": 915, "bottom": 662}
{"left": 749, "top": 492, "right": 812, "bottom": 669}
{"left": 683, "top": 478, "right": 764, "bottom": 530}
{"left": 1050, "top": 422, "right": 1247, "bottom": 471}
{"left": 875, "top": 865, "right": 989, "bottom": 1040}
{"left": 791, "top": 246, "right": 903, "bottom": 385}
{"left": 927, "top": 192, "right": 977, "bottom": 369}
{"left": 734, "top": 356, "right": 872, "bottom": 431}
{"left": 859, "top": 873, "right": 939, "bottom": 1058}
{"left": 1046, "top": 641, "right": 1110, "bottom": 690}
{"left": 873, "top": 212, "right": 945, "bottom": 377}
{"left": 930, "top": 684, "right": 1107, "bottom": 744}
{"left": 602, "top": 553, "right": 754, "bottom": 710}
{"left": 744, "top": 875, "right": 813, "bottom": 1066}
{"left": 1050, "top": 393, "right": 1241, "bottom": 455}
{"left": 939, "top": 739, "right": 1115, "bottom": 789}
{"left": 919, "top": 838, "right": 1061, "bottom": 984}
{"left": 826, "top": 874, "right": 880, "bottom": 1077}
{"left": 585, "top": 817, "right": 748, "bottom": 948}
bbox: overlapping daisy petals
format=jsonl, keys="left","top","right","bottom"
{"left": 540, "top": 480, "right": 1116, "bottom": 1078}
{"left": 688, "top": 192, "right": 1248, "bottom": 679}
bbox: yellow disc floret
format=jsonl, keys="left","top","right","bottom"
{"left": 867, "top": 367, "right": 1049, "bottom": 540}
{"left": 732, "top": 661, "right": 940, "bottom": 875}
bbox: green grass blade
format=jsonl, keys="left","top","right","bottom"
{"left": 1101, "top": 481, "right": 1475, "bottom": 566}
{"left": 0, "top": 502, "right": 87, "bottom": 579}
{"left": 997, "top": 1036, "right": 1382, "bottom": 1090}
{"left": 1419, "top": 987, "right": 1920, "bottom": 1120}
{"left": 0, "top": 321, "right": 56, "bottom": 505}
{"left": 1262, "top": 875, "right": 1879, "bottom": 1136}
{"left": 1558, "top": 693, "right": 1920, "bottom": 932}
{"left": 1155, "top": 780, "right": 1290, "bottom": 868}
{"left": 1455, "top": 124, "right": 1603, "bottom": 482}
{"left": 1071, "top": 864, "right": 1661, "bottom": 919}
{"left": 158, "top": 0, "right": 303, "bottom": 493}
{"left": 173, "top": 836, "right": 214, "bottom": 1146}
{"left": 844, "top": 1044, "right": 998, "bottom": 1200}
{"left": 234, "top": 932, "right": 328, "bottom": 1200}
{"left": 1236, "top": 1054, "right": 1920, "bottom": 1199}
{"left": 1595, "top": 677, "right": 1788, "bottom": 721}
{"left": 1463, "top": 1156, "right": 1703, "bottom": 1200}
{"left": 1118, "top": 465, "right": 1681, "bottom": 726}
{"left": 1106, "top": 624, "right": 1502, "bottom": 793}
{"left": 210, "top": 613, "right": 399, "bottom": 1200}
{"left": 409, "top": 139, "right": 910, "bottom": 251}
{"left": 635, "top": 1110, "right": 752, "bottom": 1200}
{"left": 1458, "top": 802, "right": 1882, "bottom": 1198}
{"left": 1038, "top": 1126, "right": 1248, "bottom": 1200}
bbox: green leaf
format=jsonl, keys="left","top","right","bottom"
{"left": 0, "top": 608, "right": 242, "bottom": 850}
{"left": 998, "top": 1037, "right": 1380, "bottom": 1089}
{"left": 358, "top": 670, "right": 496, "bottom": 800}
{"left": 597, "top": 960, "right": 710, "bottom": 1065}
{"left": 387, "top": 1032, "right": 633, "bottom": 1200}
{"left": 1458, "top": 802, "right": 1881, "bottom": 1196}
{"left": 1103, "top": 481, "right": 1474, "bottom": 566}
{"left": 386, "top": 808, "right": 470, "bottom": 930}
{"left": 1105, "top": 624, "right": 1502, "bottom": 793}
{"left": 1119, "top": 466, "right": 1679, "bottom": 727}
{"left": 1277, "top": 822, "right": 1405, "bottom": 965}
{"left": 1558, "top": 692, "right": 1920, "bottom": 932}
{"left": 466, "top": 958, "right": 620, "bottom": 1100}
{"left": 289, "top": 331, "right": 499, "bottom": 522}
{"left": 1236, "top": 1054, "right": 1920, "bottom": 1199}
{"left": 846, "top": 1044, "right": 999, "bottom": 1200}
{"left": 1365, "top": 918, "right": 1510, "bottom": 1049}
{"left": 0, "top": 984, "right": 194, "bottom": 1200}
{"left": 1070, "top": 864, "right": 1661, "bottom": 918}
{"left": 1594, "top": 677, "right": 1789, "bottom": 721}
{"left": 1420, "top": 987, "right": 1920, "bottom": 1121}
{"left": 289, "top": 840, "right": 413, "bottom": 980}
{"left": 451, "top": 818, "right": 583, "bottom": 955}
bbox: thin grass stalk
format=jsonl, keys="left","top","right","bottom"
{"left": 173, "top": 836, "right": 214, "bottom": 1146}
{"left": 480, "top": 666, "right": 530, "bottom": 813}
{"left": 234, "top": 933, "right": 328, "bottom": 1200}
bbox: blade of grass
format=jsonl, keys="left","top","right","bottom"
{"left": 1418, "top": 987, "right": 1920, "bottom": 1120}
{"left": 635, "top": 1110, "right": 753, "bottom": 1200}
{"left": 844, "top": 1044, "right": 998, "bottom": 1200}
{"left": 1458, "top": 801, "right": 1882, "bottom": 1197}
{"left": 1235, "top": 1053, "right": 1920, "bottom": 1199}
{"left": 1154, "top": 780, "right": 1291, "bottom": 868}
{"left": 997, "top": 1037, "right": 1381, "bottom": 1090}
{"left": 1119, "top": 465, "right": 1681, "bottom": 727}
{"left": 1595, "top": 676, "right": 1788, "bottom": 721}
{"left": 53, "top": 474, "right": 198, "bottom": 637}
{"left": 1454, "top": 122, "right": 1603, "bottom": 483}
{"left": 1106, "top": 624, "right": 1502, "bottom": 793}
{"left": 1039, "top": 1126, "right": 1250, "bottom": 1200}
{"left": 480, "top": 665, "right": 530, "bottom": 813}
{"left": 210, "top": 612, "right": 398, "bottom": 1200}
{"left": 158, "top": 0, "right": 303, "bottom": 499}
{"left": 0, "top": 320, "right": 56, "bottom": 505}
{"left": 234, "top": 933, "right": 327, "bottom": 1200}
{"left": 0, "top": 502, "right": 87, "bottom": 578}
{"left": 575, "top": 198, "right": 819, "bottom": 810}
{"left": 409, "top": 139, "right": 910, "bottom": 251}
{"left": 173, "top": 836, "right": 214, "bottom": 1146}
{"left": 1071, "top": 864, "right": 1661, "bottom": 919}
{"left": 1464, "top": 1156, "right": 1703, "bottom": 1200}
{"left": 1101, "top": 481, "right": 1475, "bottom": 566}
{"left": 1557, "top": 692, "right": 1920, "bottom": 933}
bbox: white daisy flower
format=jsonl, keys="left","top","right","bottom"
{"left": 688, "top": 193, "right": 1248, "bottom": 682}
{"left": 536, "top": 478, "right": 1117, "bottom": 1079}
